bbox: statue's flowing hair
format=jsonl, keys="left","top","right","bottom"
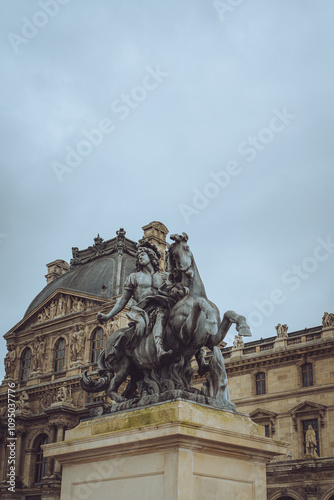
{"left": 136, "top": 240, "right": 161, "bottom": 272}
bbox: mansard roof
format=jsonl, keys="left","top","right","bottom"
{"left": 25, "top": 230, "right": 137, "bottom": 317}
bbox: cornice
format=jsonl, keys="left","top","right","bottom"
{"left": 233, "top": 382, "right": 334, "bottom": 407}
{"left": 223, "top": 341, "right": 334, "bottom": 375}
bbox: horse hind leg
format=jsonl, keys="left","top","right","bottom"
{"left": 196, "top": 347, "right": 210, "bottom": 376}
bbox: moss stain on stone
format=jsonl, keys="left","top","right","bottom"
{"left": 64, "top": 401, "right": 263, "bottom": 441}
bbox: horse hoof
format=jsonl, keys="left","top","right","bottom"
{"left": 238, "top": 326, "right": 252, "bottom": 337}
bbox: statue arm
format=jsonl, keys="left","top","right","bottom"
{"left": 97, "top": 289, "right": 132, "bottom": 323}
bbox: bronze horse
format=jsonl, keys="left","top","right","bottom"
{"left": 81, "top": 233, "right": 251, "bottom": 402}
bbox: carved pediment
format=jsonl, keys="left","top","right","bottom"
{"left": 250, "top": 408, "right": 277, "bottom": 420}
{"left": 289, "top": 400, "right": 327, "bottom": 430}
{"left": 6, "top": 290, "right": 111, "bottom": 336}
{"left": 290, "top": 400, "right": 326, "bottom": 415}
{"left": 250, "top": 408, "right": 278, "bottom": 434}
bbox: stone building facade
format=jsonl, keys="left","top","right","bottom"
{"left": 195, "top": 319, "right": 334, "bottom": 500}
{"left": 1, "top": 221, "right": 333, "bottom": 500}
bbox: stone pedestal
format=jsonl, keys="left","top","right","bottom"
{"left": 43, "top": 400, "right": 288, "bottom": 500}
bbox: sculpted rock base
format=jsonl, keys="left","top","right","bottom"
{"left": 89, "top": 390, "right": 236, "bottom": 417}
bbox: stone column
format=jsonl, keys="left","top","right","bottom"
{"left": 0, "top": 438, "right": 6, "bottom": 483}
{"left": 22, "top": 448, "right": 34, "bottom": 488}
{"left": 53, "top": 423, "right": 65, "bottom": 475}
{"left": 15, "top": 429, "right": 25, "bottom": 478}
{"left": 46, "top": 424, "right": 56, "bottom": 477}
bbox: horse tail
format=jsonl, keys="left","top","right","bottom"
{"left": 80, "top": 349, "right": 112, "bottom": 393}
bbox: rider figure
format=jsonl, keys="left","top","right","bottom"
{"left": 97, "top": 240, "right": 172, "bottom": 360}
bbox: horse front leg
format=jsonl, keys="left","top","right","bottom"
{"left": 207, "top": 310, "right": 251, "bottom": 350}
{"left": 105, "top": 357, "right": 132, "bottom": 403}
{"left": 226, "top": 311, "right": 252, "bottom": 337}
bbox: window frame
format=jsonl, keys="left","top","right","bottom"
{"left": 54, "top": 337, "right": 66, "bottom": 372}
{"left": 20, "top": 347, "right": 32, "bottom": 380}
{"left": 255, "top": 372, "right": 266, "bottom": 395}
{"left": 302, "top": 362, "right": 314, "bottom": 387}
{"left": 91, "top": 327, "right": 104, "bottom": 363}
{"left": 34, "top": 434, "right": 49, "bottom": 483}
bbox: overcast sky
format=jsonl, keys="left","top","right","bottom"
{"left": 1, "top": 0, "right": 334, "bottom": 381}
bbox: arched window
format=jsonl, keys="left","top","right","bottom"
{"left": 54, "top": 338, "right": 66, "bottom": 372}
{"left": 34, "top": 434, "right": 49, "bottom": 483}
{"left": 256, "top": 372, "right": 266, "bottom": 395}
{"left": 91, "top": 328, "right": 104, "bottom": 363}
{"left": 20, "top": 348, "right": 32, "bottom": 380}
{"left": 302, "top": 363, "right": 313, "bottom": 387}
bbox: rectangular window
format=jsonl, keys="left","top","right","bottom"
{"left": 302, "top": 363, "right": 313, "bottom": 387}
{"left": 264, "top": 424, "right": 270, "bottom": 437}
{"left": 256, "top": 372, "right": 266, "bottom": 395}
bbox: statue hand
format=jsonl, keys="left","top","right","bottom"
{"left": 97, "top": 312, "right": 108, "bottom": 324}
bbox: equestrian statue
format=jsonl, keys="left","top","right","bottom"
{"left": 81, "top": 232, "right": 251, "bottom": 412}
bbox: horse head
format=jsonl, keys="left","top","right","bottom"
{"left": 168, "top": 233, "right": 194, "bottom": 281}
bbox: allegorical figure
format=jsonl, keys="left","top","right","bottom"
{"left": 322, "top": 311, "right": 334, "bottom": 328}
{"left": 50, "top": 300, "right": 57, "bottom": 319}
{"left": 16, "top": 391, "right": 31, "bottom": 412}
{"left": 32, "top": 336, "right": 45, "bottom": 371}
{"left": 275, "top": 323, "right": 288, "bottom": 338}
{"left": 305, "top": 424, "right": 319, "bottom": 458}
{"left": 70, "top": 325, "right": 86, "bottom": 362}
{"left": 97, "top": 240, "right": 172, "bottom": 360}
{"left": 56, "top": 382, "right": 72, "bottom": 404}
{"left": 4, "top": 346, "right": 16, "bottom": 378}
{"left": 233, "top": 335, "right": 244, "bottom": 348}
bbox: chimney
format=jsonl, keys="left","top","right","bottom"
{"left": 142, "top": 221, "right": 169, "bottom": 271}
{"left": 45, "top": 259, "right": 70, "bottom": 284}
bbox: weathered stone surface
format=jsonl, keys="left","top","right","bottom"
{"left": 44, "top": 400, "right": 287, "bottom": 500}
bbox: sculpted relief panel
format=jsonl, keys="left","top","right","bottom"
{"left": 33, "top": 294, "right": 104, "bottom": 325}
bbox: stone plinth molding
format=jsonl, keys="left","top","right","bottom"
{"left": 43, "top": 400, "right": 288, "bottom": 500}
